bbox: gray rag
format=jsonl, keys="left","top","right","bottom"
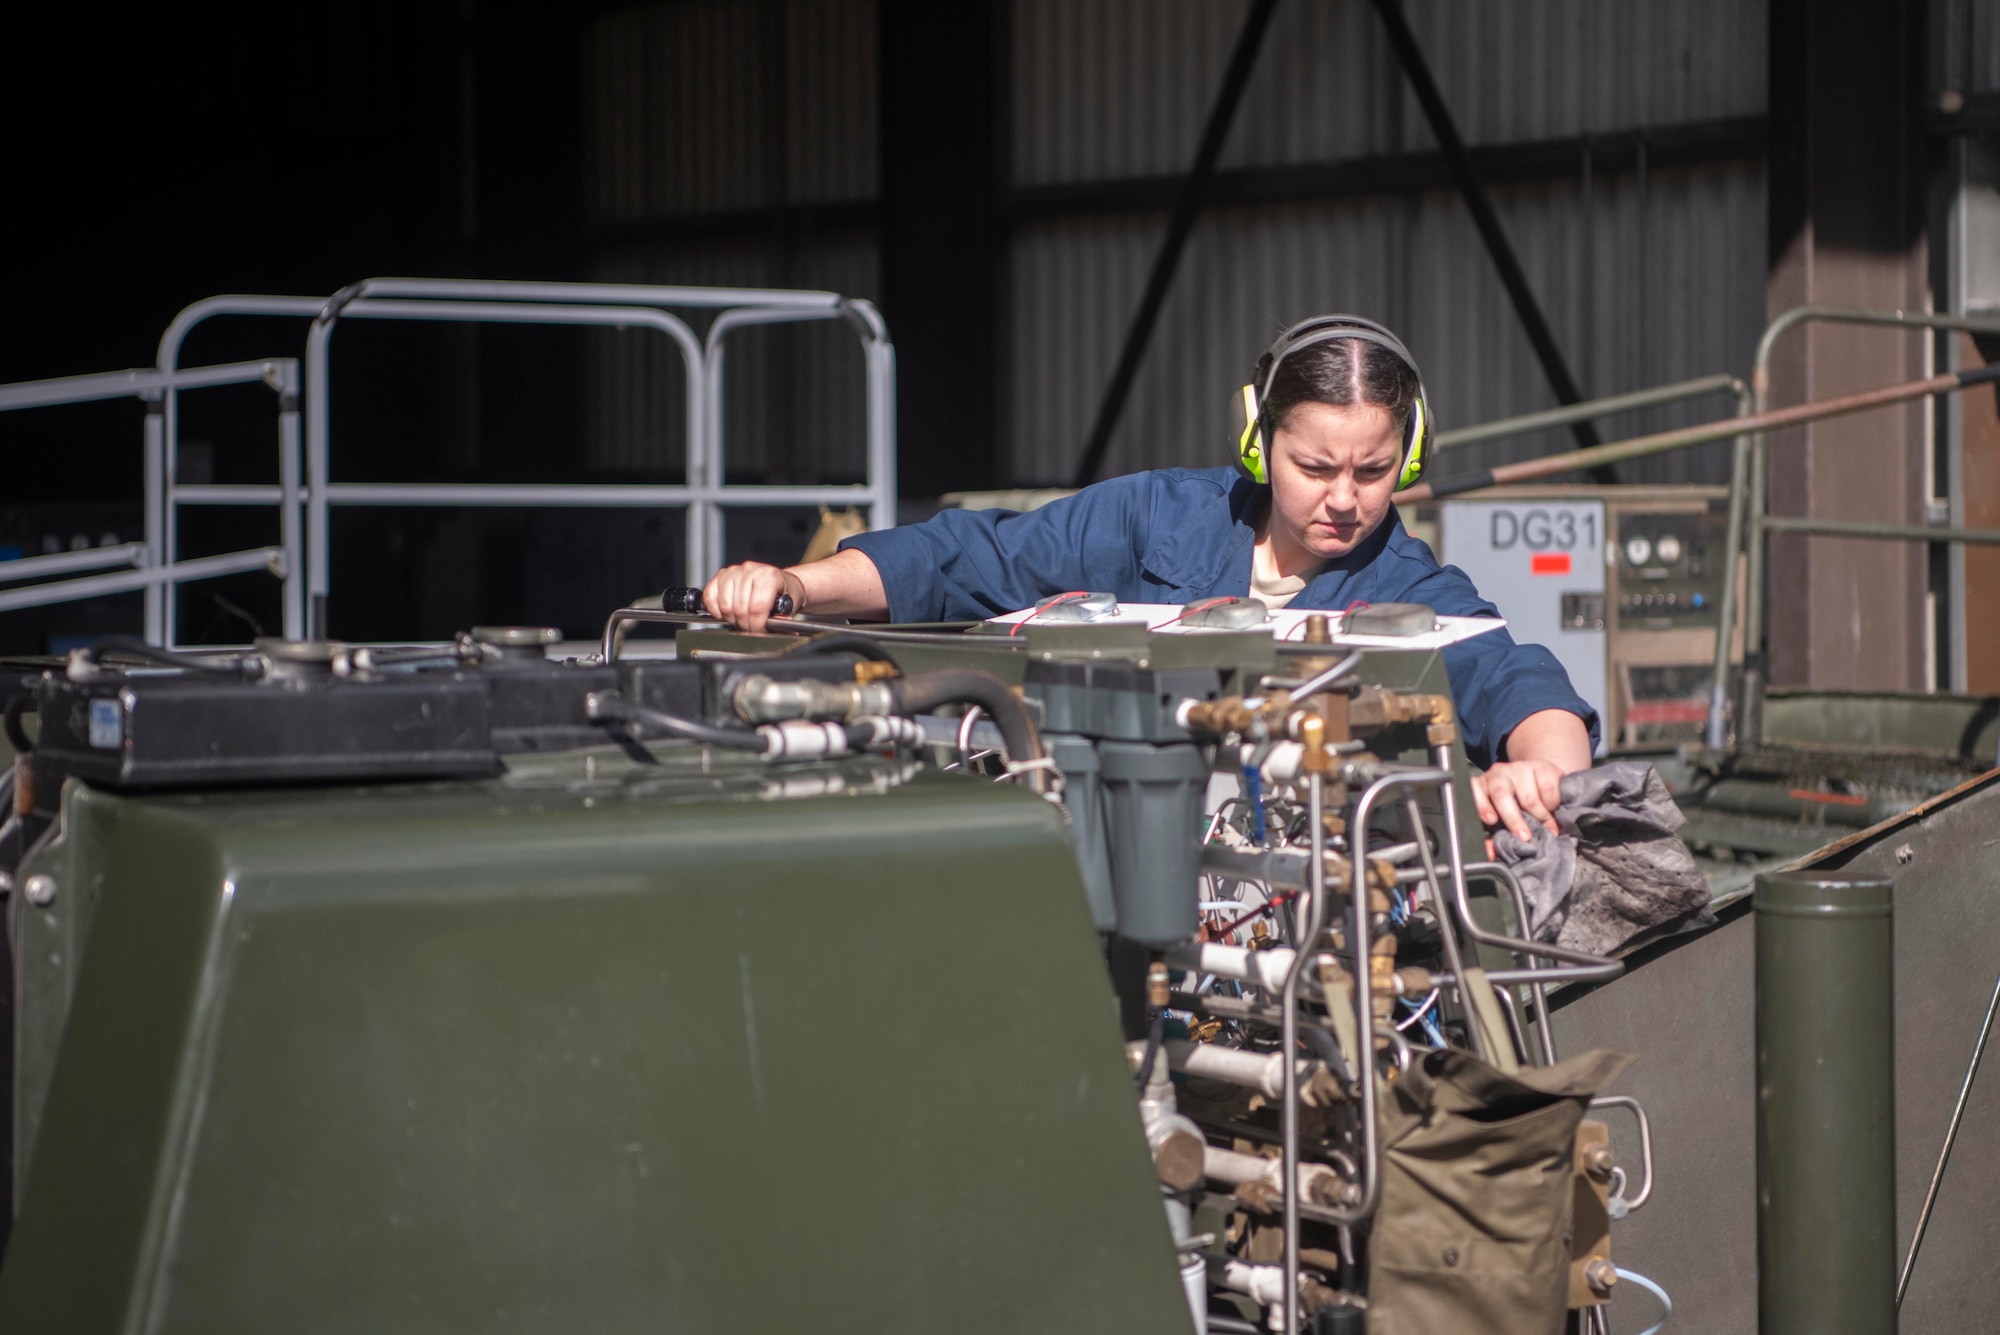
{"left": 1491, "top": 760, "right": 1711, "bottom": 957}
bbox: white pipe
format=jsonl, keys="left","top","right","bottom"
{"left": 1214, "top": 1258, "right": 1289, "bottom": 1308}
{"left": 1170, "top": 942, "right": 1300, "bottom": 994}
{"left": 1201, "top": 1146, "right": 1345, "bottom": 1208}
{"left": 1167, "top": 1039, "right": 1307, "bottom": 1101}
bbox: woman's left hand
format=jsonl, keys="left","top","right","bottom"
{"left": 1471, "top": 760, "right": 1566, "bottom": 843}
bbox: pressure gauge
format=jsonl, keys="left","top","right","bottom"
{"left": 1655, "top": 533, "right": 1683, "bottom": 564}
{"left": 1624, "top": 535, "right": 1653, "bottom": 566}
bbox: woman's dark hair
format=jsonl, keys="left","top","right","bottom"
{"left": 1253, "top": 336, "right": 1421, "bottom": 437}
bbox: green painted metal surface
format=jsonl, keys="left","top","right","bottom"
{"left": 0, "top": 747, "right": 1191, "bottom": 1334}
{"left": 1759, "top": 687, "right": 2000, "bottom": 760}
{"left": 1754, "top": 871, "right": 1896, "bottom": 1335}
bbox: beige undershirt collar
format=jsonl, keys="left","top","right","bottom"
{"left": 1249, "top": 540, "right": 1327, "bottom": 610}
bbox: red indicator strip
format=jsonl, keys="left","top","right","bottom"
{"left": 1530, "top": 552, "right": 1572, "bottom": 575}
{"left": 1626, "top": 700, "right": 1708, "bottom": 726}
{"left": 1789, "top": 788, "right": 1869, "bottom": 807}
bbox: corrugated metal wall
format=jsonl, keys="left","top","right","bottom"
{"left": 585, "top": 0, "right": 877, "bottom": 219}
{"left": 1005, "top": 0, "right": 1768, "bottom": 486}
{"left": 1013, "top": 0, "right": 1763, "bottom": 177}
{"left": 582, "top": 0, "right": 879, "bottom": 483}
{"left": 1934, "top": 0, "right": 2000, "bottom": 97}
{"left": 582, "top": 0, "right": 1771, "bottom": 494}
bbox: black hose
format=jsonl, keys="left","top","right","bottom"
{"left": 587, "top": 692, "right": 766, "bottom": 752}
{"left": 1299, "top": 1024, "right": 1354, "bottom": 1091}
{"left": 1133, "top": 1011, "right": 1166, "bottom": 1092}
{"left": 889, "top": 667, "right": 1047, "bottom": 788}
{"left": 4, "top": 690, "right": 34, "bottom": 755}
{"left": 779, "top": 632, "right": 899, "bottom": 668}
{"left": 83, "top": 635, "right": 257, "bottom": 676}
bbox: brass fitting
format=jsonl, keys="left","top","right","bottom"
{"left": 1297, "top": 715, "right": 1330, "bottom": 775}
{"left": 1584, "top": 1259, "right": 1619, "bottom": 1295}
{"left": 853, "top": 659, "right": 899, "bottom": 684}
{"left": 1584, "top": 1143, "right": 1617, "bottom": 1181}
{"left": 1146, "top": 960, "right": 1171, "bottom": 1009}
{"left": 1180, "top": 688, "right": 1294, "bottom": 739}
{"left": 1347, "top": 686, "right": 1459, "bottom": 745}
{"left": 1369, "top": 954, "right": 1397, "bottom": 1025}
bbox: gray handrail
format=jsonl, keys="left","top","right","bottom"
{"left": 0, "top": 355, "right": 300, "bottom": 639}
{"left": 0, "top": 545, "right": 149, "bottom": 585}
{"left": 0, "top": 547, "right": 284, "bottom": 615}
{"left": 699, "top": 299, "right": 897, "bottom": 579}
{"left": 156, "top": 297, "right": 329, "bottom": 643}
{"left": 1738, "top": 306, "right": 2000, "bottom": 742}
{"left": 1435, "top": 372, "right": 1747, "bottom": 450}
{"left": 303, "top": 298, "right": 705, "bottom": 639}
{"left": 156, "top": 282, "right": 891, "bottom": 644}
{"left": 0, "top": 359, "right": 290, "bottom": 410}
{"left": 325, "top": 276, "right": 841, "bottom": 311}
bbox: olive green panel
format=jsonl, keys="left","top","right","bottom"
{"left": 1552, "top": 771, "right": 2000, "bottom": 1335}
{"left": 1753, "top": 873, "right": 1896, "bottom": 1335}
{"left": 11, "top": 779, "right": 123, "bottom": 1189}
{"left": 1760, "top": 687, "right": 2000, "bottom": 759}
{"left": 0, "top": 758, "right": 1192, "bottom": 1335}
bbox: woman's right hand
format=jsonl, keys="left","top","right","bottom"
{"left": 701, "top": 561, "right": 805, "bottom": 633}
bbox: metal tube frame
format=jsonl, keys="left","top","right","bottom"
{"left": 0, "top": 356, "right": 300, "bottom": 641}
{"left": 1898, "top": 965, "right": 2000, "bottom": 1307}
{"left": 1743, "top": 306, "right": 2000, "bottom": 727}
{"left": 1588, "top": 1094, "right": 1655, "bottom": 1213}
{"left": 303, "top": 299, "right": 702, "bottom": 640}
{"left": 157, "top": 297, "right": 330, "bottom": 643}
{"left": 1705, "top": 384, "right": 1755, "bottom": 747}
{"left": 699, "top": 300, "right": 897, "bottom": 581}
{"left": 0, "top": 544, "right": 148, "bottom": 586}
{"left": 1434, "top": 372, "right": 1748, "bottom": 451}
{"left": 1401, "top": 791, "right": 1487, "bottom": 1063}
{"left": 0, "top": 548, "right": 285, "bottom": 615}
{"left": 1279, "top": 766, "right": 1449, "bottom": 1335}
{"left": 158, "top": 280, "right": 894, "bottom": 644}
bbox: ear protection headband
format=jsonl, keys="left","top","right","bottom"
{"left": 1236, "top": 315, "right": 1432, "bottom": 491}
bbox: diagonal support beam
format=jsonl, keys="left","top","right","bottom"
{"left": 1371, "top": 0, "right": 1608, "bottom": 468}
{"left": 1071, "top": 0, "right": 1283, "bottom": 488}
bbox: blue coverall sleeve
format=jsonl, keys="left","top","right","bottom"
{"left": 837, "top": 474, "right": 1157, "bottom": 623}
{"left": 1392, "top": 559, "right": 1603, "bottom": 767}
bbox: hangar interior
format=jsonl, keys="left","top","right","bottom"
{"left": 2, "top": 3, "right": 1999, "bottom": 1335}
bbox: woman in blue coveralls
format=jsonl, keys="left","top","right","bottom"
{"left": 704, "top": 316, "right": 1599, "bottom": 842}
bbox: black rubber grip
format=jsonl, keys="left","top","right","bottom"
{"left": 661, "top": 587, "right": 794, "bottom": 618}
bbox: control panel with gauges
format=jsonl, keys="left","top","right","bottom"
{"left": 1614, "top": 507, "right": 1729, "bottom": 631}
{"left": 1428, "top": 486, "right": 1741, "bottom": 750}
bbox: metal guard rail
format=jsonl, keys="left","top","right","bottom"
{"left": 0, "top": 359, "right": 301, "bottom": 635}
{"left": 155, "top": 279, "right": 895, "bottom": 644}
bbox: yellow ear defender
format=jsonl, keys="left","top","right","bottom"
{"left": 1235, "top": 316, "right": 1433, "bottom": 491}
{"left": 1237, "top": 384, "right": 1268, "bottom": 484}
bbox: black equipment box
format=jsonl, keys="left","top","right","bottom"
{"left": 33, "top": 670, "right": 499, "bottom": 791}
